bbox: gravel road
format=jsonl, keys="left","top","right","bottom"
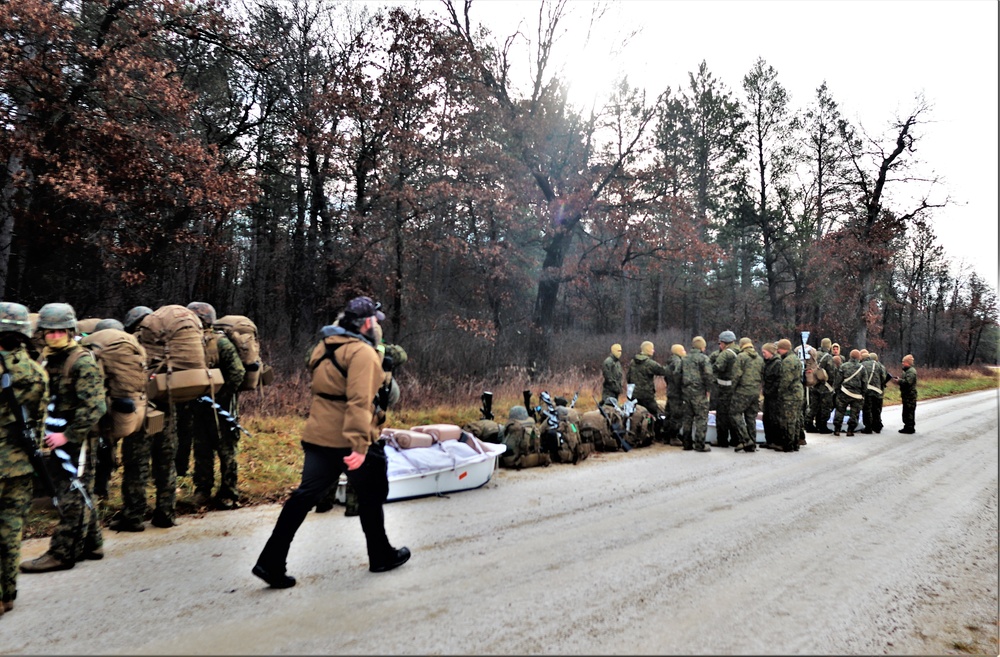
{"left": 5, "top": 389, "right": 998, "bottom": 655}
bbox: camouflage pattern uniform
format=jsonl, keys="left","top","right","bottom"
{"left": 833, "top": 356, "right": 866, "bottom": 434}
{"left": 626, "top": 353, "right": 667, "bottom": 420}
{"left": 601, "top": 354, "right": 623, "bottom": 404}
{"left": 0, "top": 341, "right": 48, "bottom": 607}
{"left": 711, "top": 342, "right": 739, "bottom": 447}
{"left": 190, "top": 330, "right": 245, "bottom": 506}
{"left": 680, "top": 348, "right": 713, "bottom": 450}
{"left": 37, "top": 343, "right": 107, "bottom": 563}
{"left": 778, "top": 349, "right": 804, "bottom": 451}
{"left": 760, "top": 349, "right": 782, "bottom": 447}
{"left": 729, "top": 343, "right": 763, "bottom": 451}
{"left": 664, "top": 353, "right": 684, "bottom": 443}
{"left": 898, "top": 362, "right": 918, "bottom": 433}
{"left": 812, "top": 347, "right": 836, "bottom": 433}
{"left": 860, "top": 356, "right": 889, "bottom": 434}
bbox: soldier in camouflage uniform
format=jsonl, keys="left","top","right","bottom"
{"left": 832, "top": 349, "right": 866, "bottom": 436}
{"left": 21, "top": 304, "right": 106, "bottom": 573}
{"left": 896, "top": 354, "right": 918, "bottom": 434}
{"left": 729, "top": 337, "right": 762, "bottom": 452}
{"left": 711, "top": 331, "right": 739, "bottom": 447}
{"left": 626, "top": 341, "right": 668, "bottom": 431}
{"left": 810, "top": 338, "right": 837, "bottom": 434}
{"left": 680, "top": 336, "right": 713, "bottom": 452}
{"left": 664, "top": 344, "right": 686, "bottom": 446}
{"left": 124, "top": 305, "right": 177, "bottom": 528}
{"left": 0, "top": 303, "right": 48, "bottom": 615}
{"left": 759, "top": 343, "right": 782, "bottom": 449}
{"left": 601, "top": 344, "right": 624, "bottom": 405}
{"left": 183, "top": 302, "right": 245, "bottom": 510}
{"left": 860, "top": 352, "right": 890, "bottom": 434}
{"left": 775, "top": 339, "right": 804, "bottom": 452}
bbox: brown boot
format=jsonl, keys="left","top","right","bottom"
{"left": 20, "top": 553, "right": 74, "bottom": 573}
{"left": 2, "top": 600, "right": 12, "bottom": 612}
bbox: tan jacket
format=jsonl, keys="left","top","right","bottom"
{"left": 302, "top": 332, "right": 382, "bottom": 454}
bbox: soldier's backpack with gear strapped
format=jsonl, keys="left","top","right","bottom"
{"left": 462, "top": 419, "right": 502, "bottom": 444}
{"left": 213, "top": 315, "right": 265, "bottom": 390}
{"left": 548, "top": 405, "right": 590, "bottom": 463}
{"left": 81, "top": 328, "right": 148, "bottom": 438}
{"left": 627, "top": 406, "right": 656, "bottom": 447}
{"left": 500, "top": 413, "right": 549, "bottom": 469}
{"left": 136, "top": 305, "right": 221, "bottom": 403}
{"left": 579, "top": 409, "right": 618, "bottom": 451}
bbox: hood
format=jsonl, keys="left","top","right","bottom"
{"left": 319, "top": 324, "right": 374, "bottom": 347}
{"left": 632, "top": 354, "right": 649, "bottom": 363}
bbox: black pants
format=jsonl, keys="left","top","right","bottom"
{"left": 257, "top": 441, "right": 393, "bottom": 572}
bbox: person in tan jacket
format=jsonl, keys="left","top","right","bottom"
{"left": 252, "top": 296, "right": 409, "bottom": 588}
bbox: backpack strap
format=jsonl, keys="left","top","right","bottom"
{"left": 311, "top": 342, "right": 348, "bottom": 378}
{"left": 62, "top": 347, "right": 89, "bottom": 380}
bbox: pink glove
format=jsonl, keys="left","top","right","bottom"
{"left": 45, "top": 432, "right": 68, "bottom": 448}
{"left": 343, "top": 451, "right": 365, "bottom": 471}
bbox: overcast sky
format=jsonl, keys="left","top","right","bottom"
{"left": 398, "top": 0, "right": 998, "bottom": 289}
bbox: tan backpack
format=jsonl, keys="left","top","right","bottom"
{"left": 136, "top": 305, "right": 221, "bottom": 403}
{"left": 213, "top": 315, "right": 264, "bottom": 390}
{"left": 81, "top": 328, "right": 149, "bottom": 438}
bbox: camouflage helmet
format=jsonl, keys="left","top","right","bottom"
{"left": 123, "top": 305, "right": 153, "bottom": 331}
{"left": 0, "top": 302, "right": 33, "bottom": 337}
{"left": 37, "top": 302, "right": 77, "bottom": 331}
{"left": 95, "top": 318, "right": 125, "bottom": 332}
{"left": 187, "top": 301, "right": 217, "bottom": 327}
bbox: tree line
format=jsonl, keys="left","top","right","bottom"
{"left": 1, "top": 0, "right": 996, "bottom": 382}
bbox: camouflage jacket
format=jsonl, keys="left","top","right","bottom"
{"left": 601, "top": 355, "right": 623, "bottom": 397}
{"left": 665, "top": 354, "right": 684, "bottom": 398}
{"left": 712, "top": 346, "right": 739, "bottom": 391}
{"left": 838, "top": 358, "right": 867, "bottom": 398}
{"left": 627, "top": 354, "right": 667, "bottom": 401}
{"left": 681, "top": 351, "right": 713, "bottom": 397}
{"left": 205, "top": 331, "right": 246, "bottom": 399}
{"left": 864, "top": 358, "right": 889, "bottom": 397}
{"left": 899, "top": 365, "right": 918, "bottom": 402}
{"left": 779, "top": 350, "right": 804, "bottom": 404}
{"left": 0, "top": 345, "right": 48, "bottom": 479}
{"left": 731, "top": 345, "right": 763, "bottom": 398}
{"left": 816, "top": 348, "right": 836, "bottom": 384}
{"left": 761, "top": 354, "right": 782, "bottom": 399}
{"left": 41, "top": 343, "right": 106, "bottom": 445}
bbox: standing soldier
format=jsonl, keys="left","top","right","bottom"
{"left": 711, "top": 331, "right": 739, "bottom": 447}
{"left": 896, "top": 354, "right": 918, "bottom": 434}
{"left": 21, "top": 303, "right": 106, "bottom": 572}
{"left": 0, "top": 302, "right": 48, "bottom": 614}
{"left": 832, "top": 349, "right": 866, "bottom": 436}
{"left": 812, "top": 338, "right": 837, "bottom": 434}
{"left": 184, "top": 302, "right": 245, "bottom": 510}
{"left": 664, "top": 344, "right": 686, "bottom": 446}
{"left": 759, "top": 343, "right": 782, "bottom": 449}
{"left": 775, "top": 339, "right": 804, "bottom": 451}
{"left": 729, "top": 337, "right": 763, "bottom": 452}
{"left": 860, "top": 353, "right": 889, "bottom": 434}
{"left": 626, "top": 341, "right": 668, "bottom": 439}
{"left": 858, "top": 349, "right": 873, "bottom": 432}
{"left": 679, "top": 336, "right": 713, "bottom": 452}
{"left": 601, "top": 344, "right": 624, "bottom": 405}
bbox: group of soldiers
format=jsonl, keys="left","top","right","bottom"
{"left": 602, "top": 331, "right": 920, "bottom": 454}
{"left": 0, "top": 299, "right": 249, "bottom": 619}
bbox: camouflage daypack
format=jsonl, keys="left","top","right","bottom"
{"left": 213, "top": 315, "right": 264, "bottom": 390}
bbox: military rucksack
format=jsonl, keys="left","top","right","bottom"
{"left": 579, "top": 409, "right": 619, "bottom": 452}
{"left": 136, "top": 305, "right": 221, "bottom": 403}
{"left": 80, "top": 328, "right": 148, "bottom": 438}
{"left": 213, "top": 315, "right": 265, "bottom": 390}
{"left": 547, "top": 405, "right": 589, "bottom": 463}
{"left": 500, "top": 418, "right": 550, "bottom": 469}
{"left": 627, "top": 406, "right": 656, "bottom": 448}
{"left": 462, "top": 419, "right": 502, "bottom": 444}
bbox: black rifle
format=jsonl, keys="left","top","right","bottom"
{"left": 196, "top": 395, "right": 253, "bottom": 438}
{"left": 0, "top": 368, "right": 64, "bottom": 517}
{"left": 593, "top": 395, "right": 632, "bottom": 452}
{"left": 480, "top": 391, "right": 494, "bottom": 421}
{"left": 93, "top": 434, "right": 116, "bottom": 499}
{"left": 569, "top": 390, "right": 579, "bottom": 408}
{"left": 538, "top": 391, "right": 567, "bottom": 459}
{"left": 522, "top": 389, "right": 539, "bottom": 422}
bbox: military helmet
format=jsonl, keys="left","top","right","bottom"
{"left": 719, "top": 330, "right": 737, "bottom": 343}
{"left": 123, "top": 305, "right": 153, "bottom": 330}
{"left": 95, "top": 318, "right": 125, "bottom": 332}
{"left": 187, "top": 301, "right": 217, "bottom": 327}
{"left": 37, "top": 302, "right": 77, "bottom": 331}
{"left": 508, "top": 405, "right": 530, "bottom": 422}
{"left": 0, "top": 302, "right": 33, "bottom": 337}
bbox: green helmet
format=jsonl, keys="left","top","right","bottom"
{"left": 123, "top": 305, "right": 153, "bottom": 331}
{"left": 186, "top": 301, "right": 217, "bottom": 327}
{"left": 37, "top": 302, "right": 77, "bottom": 331}
{"left": 0, "top": 302, "right": 33, "bottom": 337}
{"left": 95, "top": 318, "right": 125, "bottom": 332}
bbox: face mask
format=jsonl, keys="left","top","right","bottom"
{"left": 44, "top": 332, "right": 72, "bottom": 349}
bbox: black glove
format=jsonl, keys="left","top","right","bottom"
{"left": 111, "top": 397, "right": 136, "bottom": 413}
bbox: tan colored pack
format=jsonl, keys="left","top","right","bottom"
{"left": 81, "top": 329, "right": 147, "bottom": 399}
{"left": 213, "top": 315, "right": 264, "bottom": 390}
{"left": 136, "top": 305, "right": 220, "bottom": 403}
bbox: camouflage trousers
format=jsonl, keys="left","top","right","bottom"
{"left": 0, "top": 475, "right": 32, "bottom": 604}
{"left": 151, "top": 406, "right": 179, "bottom": 522}
{"left": 188, "top": 395, "right": 240, "bottom": 501}
{"left": 803, "top": 387, "right": 825, "bottom": 429}
{"left": 119, "top": 429, "right": 151, "bottom": 525}
{"left": 811, "top": 386, "right": 835, "bottom": 431}
{"left": 780, "top": 400, "right": 804, "bottom": 449}
{"left": 902, "top": 398, "right": 916, "bottom": 430}
{"left": 680, "top": 394, "right": 709, "bottom": 449}
{"left": 729, "top": 393, "right": 760, "bottom": 448}
{"left": 714, "top": 390, "right": 734, "bottom": 446}
{"left": 665, "top": 396, "right": 684, "bottom": 441}
{"left": 833, "top": 392, "right": 864, "bottom": 433}
{"left": 862, "top": 393, "right": 884, "bottom": 432}
{"left": 49, "top": 438, "right": 103, "bottom": 563}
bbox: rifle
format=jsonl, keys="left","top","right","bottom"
{"left": 593, "top": 395, "right": 632, "bottom": 452}
{"left": 569, "top": 390, "right": 579, "bottom": 409}
{"left": 51, "top": 446, "right": 94, "bottom": 511}
{"left": 480, "top": 391, "right": 494, "bottom": 421}
{"left": 196, "top": 395, "right": 253, "bottom": 438}
{"left": 93, "top": 434, "right": 115, "bottom": 499}
{"left": 0, "top": 368, "right": 64, "bottom": 517}
{"left": 522, "top": 389, "right": 539, "bottom": 422}
{"left": 622, "top": 383, "right": 638, "bottom": 436}
{"left": 538, "top": 391, "right": 565, "bottom": 457}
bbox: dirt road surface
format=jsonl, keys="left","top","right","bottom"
{"left": 5, "top": 390, "right": 998, "bottom": 655}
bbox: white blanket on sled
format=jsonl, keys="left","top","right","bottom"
{"left": 385, "top": 438, "right": 504, "bottom": 479}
